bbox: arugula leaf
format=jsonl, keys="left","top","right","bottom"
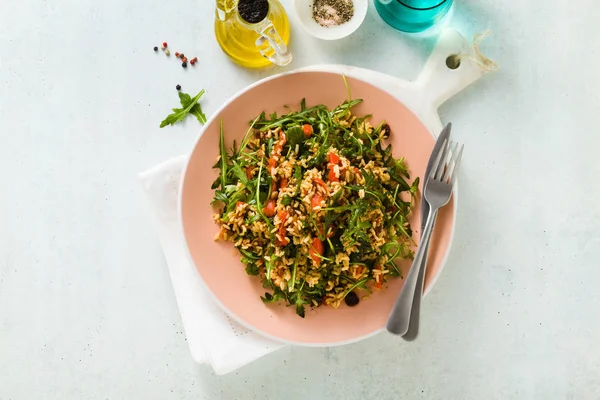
{"left": 239, "top": 115, "right": 261, "bottom": 154}
{"left": 261, "top": 292, "right": 283, "bottom": 303}
{"left": 245, "top": 263, "right": 259, "bottom": 276}
{"left": 286, "top": 125, "right": 305, "bottom": 150}
{"left": 264, "top": 254, "right": 275, "bottom": 282}
{"left": 219, "top": 120, "right": 228, "bottom": 192}
{"left": 160, "top": 89, "right": 206, "bottom": 128}
{"left": 246, "top": 213, "right": 261, "bottom": 224}
{"left": 293, "top": 165, "right": 302, "bottom": 194}
{"left": 261, "top": 287, "right": 288, "bottom": 304}
{"left": 342, "top": 74, "right": 351, "bottom": 102}
{"left": 181, "top": 91, "right": 207, "bottom": 124}
{"left": 210, "top": 190, "right": 228, "bottom": 205}
{"left": 210, "top": 176, "right": 220, "bottom": 190}
{"left": 289, "top": 255, "right": 298, "bottom": 292}
{"left": 231, "top": 161, "right": 249, "bottom": 186}
{"left": 254, "top": 161, "right": 274, "bottom": 233}
{"left": 189, "top": 104, "right": 207, "bottom": 124}
{"left": 288, "top": 279, "right": 309, "bottom": 318}
{"left": 296, "top": 302, "right": 306, "bottom": 318}
{"left": 281, "top": 195, "right": 292, "bottom": 206}
{"left": 239, "top": 248, "right": 260, "bottom": 260}
{"left": 410, "top": 177, "right": 420, "bottom": 194}
{"left": 342, "top": 277, "right": 371, "bottom": 298}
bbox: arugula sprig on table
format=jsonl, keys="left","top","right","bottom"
{"left": 160, "top": 89, "right": 207, "bottom": 128}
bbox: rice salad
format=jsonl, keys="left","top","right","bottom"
{"left": 211, "top": 94, "right": 419, "bottom": 318}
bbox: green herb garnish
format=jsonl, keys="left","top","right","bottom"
{"left": 160, "top": 89, "right": 206, "bottom": 128}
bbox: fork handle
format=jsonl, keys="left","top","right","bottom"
{"left": 386, "top": 207, "right": 438, "bottom": 335}
{"left": 401, "top": 213, "right": 437, "bottom": 341}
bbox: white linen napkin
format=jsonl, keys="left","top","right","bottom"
{"left": 139, "top": 156, "right": 284, "bottom": 376}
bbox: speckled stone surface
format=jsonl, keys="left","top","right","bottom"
{"left": 2, "top": 0, "right": 600, "bottom": 398}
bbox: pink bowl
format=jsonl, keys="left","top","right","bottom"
{"left": 180, "top": 70, "right": 455, "bottom": 345}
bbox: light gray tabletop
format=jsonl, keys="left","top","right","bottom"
{"left": 1, "top": 0, "right": 599, "bottom": 398}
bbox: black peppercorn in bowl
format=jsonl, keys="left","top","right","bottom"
{"left": 293, "top": 0, "right": 368, "bottom": 40}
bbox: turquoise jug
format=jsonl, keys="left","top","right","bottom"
{"left": 375, "top": 0, "right": 453, "bottom": 33}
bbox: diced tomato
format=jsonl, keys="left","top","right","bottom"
{"left": 262, "top": 199, "right": 276, "bottom": 217}
{"left": 309, "top": 237, "right": 324, "bottom": 266}
{"left": 276, "top": 210, "right": 290, "bottom": 246}
{"left": 276, "top": 237, "right": 290, "bottom": 246}
{"left": 245, "top": 167, "right": 253, "bottom": 179}
{"left": 271, "top": 180, "right": 278, "bottom": 194}
{"left": 327, "top": 164, "right": 339, "bottom": 183}
{"left": 279, "top": 177, "right": 288, "bottom": 189}
{"left": 268, "top": 158, "right": 277, "bottom": 174}
{"left": 311, "top": 193, "right": 323, "bottom": 210}
{"left": 302, "top": 124, "right": 313, "bottom": 137}
{"left": 278, "top": 211, "right": 288, "bottom": 235}
{"left": 313, "top": 178, "right": 328, "bottom": 192}
{"left": 328, "top": 152, "right": 340, "bottom": 165}
{"left": 236, "top": 201, "right": 245, "bottom": 209}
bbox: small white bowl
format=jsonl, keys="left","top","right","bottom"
{"left": 293, "top": 0, "right": 368, "bottom": 41}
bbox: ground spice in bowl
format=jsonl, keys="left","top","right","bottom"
{"left": 312, "top": 0, "right": 354, "bottom": 27}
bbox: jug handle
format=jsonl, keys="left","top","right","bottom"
{"left": 253, "top": 19, "right": 292, "bottom": 67}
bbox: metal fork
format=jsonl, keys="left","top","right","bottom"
{"left": 386, "top": 139, "right": 464, "bottom": 336}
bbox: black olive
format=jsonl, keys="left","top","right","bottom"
{"left": 344, "top": 291, "right": 359, "bottom": 307}
{"left": 381, "top": 123, "right": 391, "bottom": 139}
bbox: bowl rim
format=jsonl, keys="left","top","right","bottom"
{"left": 178, "top": 66, "right": 458, "bottom": 346}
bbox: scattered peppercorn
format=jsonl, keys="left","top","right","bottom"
{"left": 192, "top": 57, "right": 198, "bottom": 62}
{"left": 176, "top": 84, "right": 181, "bottom": 91}
{"left": 175, "top": 52, "right": 180, "bottom": 57}
{"left": 182, "top": 57, "right": 188, "bottom": 63}
{"left": 179, "top": 53, "right": 185, "bottom": 59}
{"left": 162, "top": 41, "right": 168, "bottom": 48}
{"left": 153, "top": 46, "right": 158, "bottom": 51}
{"left": 182, "top": 62, "right": 187, "bottom": 68}
{"left": 165, "top": 49, "right": 171, "bottom": 56}
{"left": 190, "top": 59, "right": 196, "bottom": 66}
{"left": 344, "top": 291, "right": 359, "bottom": 307}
